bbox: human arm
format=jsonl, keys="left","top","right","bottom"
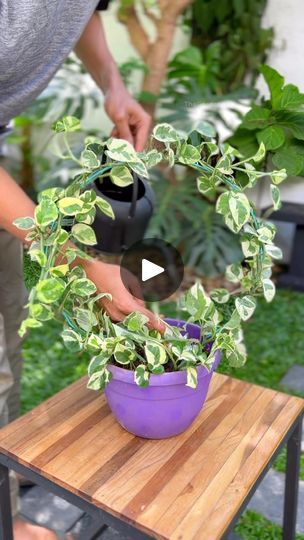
{"left": 74, "top": 12, "right": 151, "bottom": 151}
{"left": 0, "top": 167, "right": 163, "bottom": 329}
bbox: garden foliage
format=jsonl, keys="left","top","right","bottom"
{"left": 230, "top": 65, "right": 304, "bottom": 177}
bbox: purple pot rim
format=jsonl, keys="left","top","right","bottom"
{"left": 106, "top": 318, "right": 220, "bottom": 387}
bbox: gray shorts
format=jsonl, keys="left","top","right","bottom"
{"left": 0, "top": 227, "right": 28, "bottom": 517}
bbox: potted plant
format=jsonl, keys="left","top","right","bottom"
{"left": 15, "top": 116, "right": 287, "bottom": 439}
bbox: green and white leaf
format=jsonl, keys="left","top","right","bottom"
{"left": 52, "top": 116, "right": 80, "bottom": 133}
{"left": 71, "top": 223, "right": 97, "bottom": 246}
{"left": 124, "top": 312, "right": 149, "bottom": 332}
{"left": 144, "top": 342, "right": 167, "bottom": 367}
{"left": 270, "top": 184, "right": 281, "bottom": 210}
{"left": 106, "top": 138, "right": 138, "bottom": 162}
{"left": 265, "top": 244, "right": 283, "bottom": 259}
{"left": 235, "top": 295, "right": 257, "bottom": 321}
{"left": 225, "top": 263, "right": 244, "bottom": 283}
{"left": 134, "top": 365, "right": 149, "bottom": 387}
{"left": 36, "top": 278, "right": 65, "bottom": 304}
{"left": 228, "top": 192, "right": 251, "bottom": 231}
{"left": 110, "top": 165, "right": 133, "bottom": 187}
{"left": 13, "top": 217, "right": 35, "bottom": 230}
{"left": 95, "top": 196, "right": 115, "bottom": 219}
{"left": 87, "top": 334, "right": 104, "bottom": 351}
{"left": 58, "top": 197, "right": 84, "bottom": 215}
{"left": 49, "top": 264, "right": 69, "bottom": 277}
{"left": 114, "top": 343, "right": 135, "bottom": 365}
{"left": 186, "top": 366, "right": 198, "bottom": 389}
{"left": 61, "top": 328, "right": 83, "bottom": 352}
{"left": 152, "top": 123, "right": 179, "bottom": 143}
{"left": 70, "top": 278, "right": 97, "bottom": 297}
{"left": 262, "top": 278, "right": 276, "bottom": 302}
{"left": 210, "top": 288, "right": 230, "bottom": 304}
{"left": 35, "top": 199, "right": 58, "bottom": 227}
{"left": 269, "top": 169, "right": 287, "bottom": 185}
{"left": 252, "top": 142, "right": 266, "bottom": 162}
{"left": 80, "top": 149, "right": 100, "bottom": 169}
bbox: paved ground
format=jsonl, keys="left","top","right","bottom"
{"left": 280, "top": 364, "right": 304, "bottom": 394}
{"left": 19, "top": 365, "right": 304, "bottom": 538}
{"left": 248, "top": 469, "right": 304, "bottom": 532}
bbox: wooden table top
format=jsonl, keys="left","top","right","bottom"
{"left": 0, "top": 374, "right": 303, "bottom": 540}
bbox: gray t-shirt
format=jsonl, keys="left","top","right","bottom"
{"left": 0, "top": 0, "right": 103, "bottom": 125}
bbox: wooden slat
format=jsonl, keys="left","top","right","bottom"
{"left": 0, "top": 378, "right": 92, "bottom": 447}
{"left": 192, "top": 396, "right": 303, "bottom": 540}
{"left": 131, "top": 384, "right": 269, "bottom": 534}
{"left": 170, "top": 392, "right": 291, "bottom": 540}
{"left": 0, "top": 373, "right": 303, "bottom": 540}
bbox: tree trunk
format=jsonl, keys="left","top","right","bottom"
{"left": 118, "top": 0, "right": 193, "bottom": 119}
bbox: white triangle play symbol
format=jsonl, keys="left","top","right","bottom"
{"left": 141, "top": 258, "right": 165, "bottom": 282}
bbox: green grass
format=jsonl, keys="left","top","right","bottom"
{"left": 218, "top": 289, "right": 304, "bottom": 393}
{"left": 21, "top": 319, "right": 88, "bottom": 413}
{"left": 235, "top": 510, "right": 304, "bottom": 540}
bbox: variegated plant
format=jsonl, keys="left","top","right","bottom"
{"left": 14, "top": 116, "right": 287, "bottom": 389}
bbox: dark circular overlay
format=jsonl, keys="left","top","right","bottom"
{"left": 120, "top": 238, "right": 184, "bottom": 302}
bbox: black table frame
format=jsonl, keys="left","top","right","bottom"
{"left": 0, "top": 412, "right": 302, "bottom": 540}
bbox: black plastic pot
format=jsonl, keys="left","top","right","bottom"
{"left": 92, "top": 173, "right": 155, "bottom": 254}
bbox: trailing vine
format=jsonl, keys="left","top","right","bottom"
{"left": 14, "top": 117, "right": 286, "bottom": 390}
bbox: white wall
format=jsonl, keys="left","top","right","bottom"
{"left": 253, "top": 0, "right": 304, "bottom": 209}
{"left": 259, "top": 0, "right": 304, "bottom": 91}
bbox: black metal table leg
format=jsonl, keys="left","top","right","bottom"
{"left": 0, "top": 463, "right": 13, "bottom": 540}
{"left": 283, "top": 416, "right": 303, "bottom": 540}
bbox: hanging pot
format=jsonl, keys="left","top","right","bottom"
{"left": 92, "top": 173, "right": 155, "bottom": 254}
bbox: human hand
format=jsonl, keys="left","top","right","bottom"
{"left": 82, "top": 259, "right": 165, "bottom": 332}
{"left": 104, "top": 87, "right": 151, "bottom": 151}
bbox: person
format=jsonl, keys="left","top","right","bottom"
{"left": 0, "top": 2, "right": 163, "bottom": 538}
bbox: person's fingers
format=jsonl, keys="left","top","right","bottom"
{"left": 110, "top": 126, "right": 119, "bottom": 138}
{"left": 125, "top": 270, "right": 144, "bottom": 302}
{"left": 125, "top": 301, "right": 165, "bottom": 333}
{"left": 146, "top": 312, "right": 166, "bottom": 333}
{"left": 133, "top": 111, "right": 151, "bottom": 152}
{"left": 115, "top": 116, "right": 134, "bottom": 145}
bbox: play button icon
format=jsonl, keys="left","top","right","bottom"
{"left": 120, "top": 238, "right": 184, "bottom": 302}
{"left": 142, "top": 259, "right": 164, "bottom": 282}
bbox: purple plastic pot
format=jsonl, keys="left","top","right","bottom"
{"left": 104, "top": 318, "right": 221, "bottom": 439}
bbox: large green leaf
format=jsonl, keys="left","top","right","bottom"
{"left": 260, "top": 65, "right": 284, "bottom": 109}
{"left": 278, "top": 84, "right": 304, "bottom": 110}
{"left": 272, "top": 146, "right": 304, "bottom": 176}
{"left": 257, "top": 125, "right": 285, "bottom": 150}
{"left": 241, "top": 106, "right": 271, "bottom": 130}
{"left": 275, "top": 111, "right": 304, "bottom": 140}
